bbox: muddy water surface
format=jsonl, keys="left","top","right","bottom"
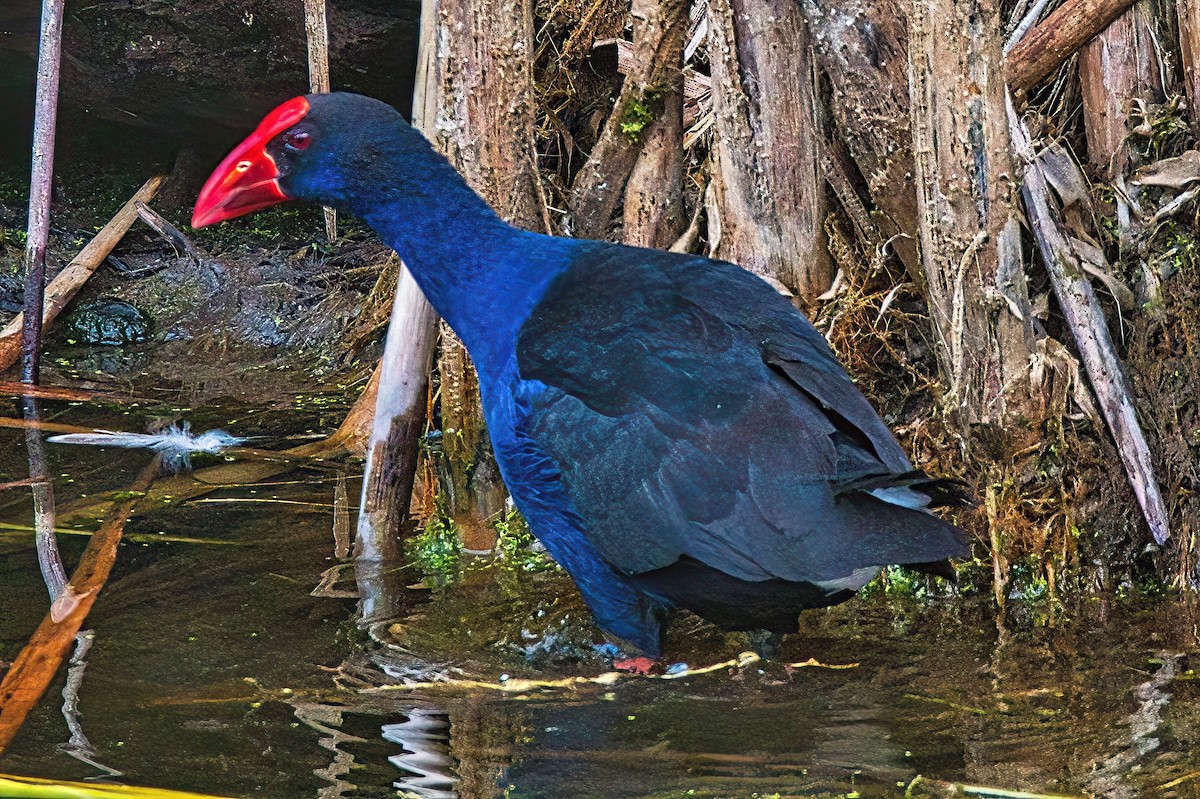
{"left": 2, "top": 395, "right": 1200, "bottom": 799}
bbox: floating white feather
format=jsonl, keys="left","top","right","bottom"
{"left": 48, "top": 422, "right": 245, "bottom": 471}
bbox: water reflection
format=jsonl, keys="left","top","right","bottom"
{"left": 384, "top": 706, "right": 458, "bottom": 799}
{"left": 4, "top": 395, "right": 1200, "bottom": 799}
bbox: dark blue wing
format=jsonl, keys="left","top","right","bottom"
{"left": 514, "top": 243, "right": 967, "bottom": 585}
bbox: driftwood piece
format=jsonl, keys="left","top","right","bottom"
{"left": 1006, "top": 0, "right": 1137, "bottom": 95}
{"left": 303, "top": 0, "right": 337, "bottom": 241}
{"left": 20, "top": 0, "right": 67, "bottom": 383}
{"left": 907, "top": 0, "right": 1037, "bottom": 428}
{"left": 707, "top": 0, "right": 830, "bottom": 300}
{"left": 356, "top": 266, "right": 438, "bottom": 620}
{"left": 1009, "top": 100, "right": 1170, "bottom": 545}
{"left": 0, "top": 175, "right": 166, "bottom": 373}
{"left": 1078, "top": 4, "right": 1161, "bottom": 179}
{"left": 0, "top": 456, "right": 159, "bottom": 753}
{"left": 569, "top": 0, "right": 689, "bottom": 240}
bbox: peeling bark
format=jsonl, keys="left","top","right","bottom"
{"left": 707, "top": 0, "right": 830, "bottom": 300}
{"left": 1011, "top": 103, "right": 1171, "bottom": 546}
{"left": 432, "top": 0, "right": 546, "bottom": 548}
{"left": 907, "top": 0, "right": 1037, "bottom": 428}
{"left": 1079, "top": 4, "right": 1161, "bottom": 179}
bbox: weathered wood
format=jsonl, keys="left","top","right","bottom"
{"left": 20, "top": 0, "right": 66, "bottom": 384}
{"left": 303, "top": 0, "right": 337, "bottom": 241}
{"left": 799, "top": 0, "right": 919, "bottom": 281}
{"left": 0, "top": 176, "right": 166, "bottom": 373}
{"left": 707, "top": 0, "right": 831, "bottom": 300}
{"left": 1010, "top": 100, "right": 1170, "bottom": 546}
{"left": 569, "top": 0, "right": 689, "bottom": 240}
{"left": 1006, "top": 0, "right": 1137, "bottom": 95}
{"left": 621, "top": 0, "right": 688, "bottom": 249}
{"left": 908, "top": 0, "right": 1036, "bottom": 427}
{"left": 1078, "top": 4, "right": 1160, "bottom": 179}
{"left": 431, "top": 0, "right": 546, "bottom": 548}
{"left": 356, "top": 265, "right": 438, "bottom": 620}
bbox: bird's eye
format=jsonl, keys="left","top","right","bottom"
{"left": 282, "top": 129, "right": 311, "bottom": 151}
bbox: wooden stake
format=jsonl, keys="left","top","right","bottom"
{"left": 0, "top": 176, "right": 165, "bottom": 373}
{"left": 20, "top": 0, "right": 67, "bottom": 385}
{"left": 303, "top": 0, "right": 337, "bottom": 241}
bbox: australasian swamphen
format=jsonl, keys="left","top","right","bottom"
{"left": 193, "top": 93, "right": 969, "bottom": 657}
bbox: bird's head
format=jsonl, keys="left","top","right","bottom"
{"left": 192, "top": 93, "right": 417, "bottom": 228}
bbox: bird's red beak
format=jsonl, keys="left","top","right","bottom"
{"left": 191, "top": 96, "right": 311, "bottom": 228}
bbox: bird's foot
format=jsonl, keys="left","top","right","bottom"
{"left": 612, "top": 656, "right": 657, "bottom": 676}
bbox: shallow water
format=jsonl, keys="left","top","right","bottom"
{"left": 2, "top": 394, "right": 1200, "bottom": 799}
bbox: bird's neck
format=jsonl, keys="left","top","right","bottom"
{"left": 351, "top": 151, "right": 567, "bottom": 376}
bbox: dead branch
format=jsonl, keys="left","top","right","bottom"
{"left": 0, "top": 456, "right": 160, "bottom": 753}
{"left": 1009, "top": 98, "right": 1170, "bottom": 545}
{"left": 136, "top": 201, "right": 205, "bottom": 260}
{"left": 1006, "top": 0, "right": 1137, "bottom": 95}
{"left": 0, "top": 380, "right": 142, "bottom": 403}
{"left": 0, "top": 175, "right": 166, "bottom": 373}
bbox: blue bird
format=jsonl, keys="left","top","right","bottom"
{"left": 194, "top": 93, "right": 969, "bottom": 659}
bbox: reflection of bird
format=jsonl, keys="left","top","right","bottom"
{"left": 193, "top": 93, "right": 969, "bottom": 659}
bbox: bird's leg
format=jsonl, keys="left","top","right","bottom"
{"left": 612, "top": 656, "right": 657, "bottom": 676}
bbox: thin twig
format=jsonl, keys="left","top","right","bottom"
{"left": 135, "top": 201, "right": 204, "bottom": 260}
{"left": 20, "top": 0, "right": 67, "bottom": 384}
